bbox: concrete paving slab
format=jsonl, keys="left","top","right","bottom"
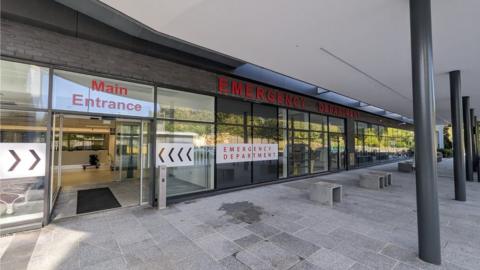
{"left": 4, "top": 159, "right": 480, "bottom": 270}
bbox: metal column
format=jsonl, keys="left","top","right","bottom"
{"left": 409, "top": 0, "right": 442, "bottom": 264}
{"left": 463, "top": 97, "right": 474, "bottom": 181}
{"left": 475, "top": 116, "right": 480, "bottom": 181}
{"left": 470, "top": 109, "right": 477, "bottom": 173}
{"left": 449, "top": 71, "right": 466, "bottom": 201}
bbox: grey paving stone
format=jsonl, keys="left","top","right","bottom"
{"left": 245, "top": 222, "right": 281, "bottom": 238}
{"left": 333, "top": 243, "right": 397, "bottom": 270}
{"left": 307, "top": 248, "right": 356, "bottom": 270}
{"left": 263, "top": 216, "right": 305, "bottom": 233}
{"left": 246, "top": 241, "right": 301, "bottom": 270}
{"left": 175, "top": 250, "right": 226, "bottom": 270}
{"left": 392, "top": 262, "right": 418, "bottom": 270}
{"left": 234, "top": 234, "right": 263, "bottom": 248}
{"left": 294, "top": 228, "right": 339, "bottom": 249}
{"left": 233, "top": 250, "right": 275, "bottom": 270}
{"left": 289, "top": 260, "right": 324, "bottom": 270}
{"left": 177, "top": 223, "right": 216, "bottom": 240}
{"left": 443, "top": 248, "right": 480, "bottom": 270}
{"left": 82, "top": 257, "right": 128, "bottom": 270}
{"left": 195, "top": 233, "right": 242, "bottom": 260}
{"left": 160, "top": 235, "right": 204, "bottom": 263}
{"left": 220, "top": 254, "right": 251, "bottom": 270}
{"left": 270, "top": 232, "right": 321, "bottom": 258}
{"left": 349, "top": 263, "right": 375, "bottom": 270}
{"left": 216, "top": 223, "right": 253, "bottom": 240}
{"left": 329, "top": 228, "right": 386, "bottom": 252}
{"left": 77, "top": 242, "right": 123, "bottom": 268}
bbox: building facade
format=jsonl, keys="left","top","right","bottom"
{"left": 0, "top": 0, "right": 413, "bottom": 234}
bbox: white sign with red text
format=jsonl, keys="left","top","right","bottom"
{"left": 52, "top": 71, "right": 154, "bottom": 117}
{"left": 216, "top": 144, "right": 278, "bottom": 164}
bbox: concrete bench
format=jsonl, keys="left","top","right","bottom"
{"left": 359, "top": 174, "right": 385, "bottom": 190}
{"left": 368, "top": 171, "right": 392, "bottom": 186}
{"left": 398, "top": 161, "right": 414, "bottom": 172}
{"left": 309, "top": 181, "right": 343, "bottom": 207}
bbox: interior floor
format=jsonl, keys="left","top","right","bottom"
{"left": 60, "top": 168, "right": 124, "bottom": 187}
{"left": 51, "top": 180, "right": 142, "bottom": 220}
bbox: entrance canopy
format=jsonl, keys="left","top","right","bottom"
{"left": 56, "top": 0, "right": 480, "bottom": 124}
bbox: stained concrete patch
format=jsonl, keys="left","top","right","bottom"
{"left": 218, "top": 201, "right": 264, "bottom": 224}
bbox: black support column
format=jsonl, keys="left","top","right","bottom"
{"left": 409, "top": 0, "right": 441, "bottom": 265}
{"left": 471, "top": 109, "right": 477, "bottom": 173}
{"left": 449, "top": 71, "right": 466, "bottom": 201}
{"left": 463, "top": 97, "right": 474, "bottom": 181}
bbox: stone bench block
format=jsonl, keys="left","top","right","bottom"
{"left": 309, "top": 181, "right": 343, "bottom": 207}
{"left": 368, "top": 171, "right": 392, "bottom": 186}
{"left": 398, "top": 162, "right": 414, "bottom": 172}
{"left": 359, "top": 174, "right": 384, "bottom": 190}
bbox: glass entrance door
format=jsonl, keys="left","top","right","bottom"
{"left": 113, "top": 119, "right": 152, "bottom": 204}
{"left": 329, "top": 134, "right": 346, "bottom": 171}
{"left": 115, "top": 121, "right": 141, "bottom": 182}
{"left": 50, "top": 114, "right": 63, "bottom": 213}
{"left": 49, "top": 114, "right": 152, "bottom": 219}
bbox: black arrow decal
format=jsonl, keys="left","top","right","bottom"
{"left": 177, "top": 147, "right": 183, "bottom": 162}
{"left": 29, "top": 149, "right": 41, "bottom": 170}
{"left": 158, "top": 147, "right": 165, "bottom": 163}
{"left": 168, "top": 148, "right": 174, "bottom": 162}
{"left": 186, "top": 147, "right": 192, "bottom": 161}
{"left": 8, "top": 150, "right": 20, "bottom": 171}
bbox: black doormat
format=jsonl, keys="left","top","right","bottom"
{"left": 77, "top": 188, "right": 121, "bottom": 214}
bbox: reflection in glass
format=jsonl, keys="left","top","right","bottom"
{"left": 278, "top": 108, "right": 287, "bottom": 129}
{"left": 328, "top": 117, "right": 345, "bottom": 133}
{"left": 253, "top": 127, "right": 278, "bottom": 183}
{"left": 0, "top": 60, "right": 49, "bottom": 109}
{"left": 354, "top": 121, "right": 414, "bottom": 167}
{"left": 310, "top": 132, "right": 328, "bottom": 173}
{"left": 157, "top": 121, "right": 214, "bottom": 197}
{"left": 278, "top": 129, "right": 288, "bottom": 178}
{"left": 0, "top": 110, "right": 47, "bottom": 231}
{"left": 157, "top": 88, "right": 214, "bottom": 122}
{"left": 216, "top": 124, "right": 252, "bottom": 189}
{"left": 288, "top": 130, "right": 309, "bottom": 176}
{"left": 288, "top": 110, "right": 309, "bottom": 130}
{"left": 216, "top": 97, "right": 251, "bottom": 125}
{"left": 253, "top": 104, "right": 277, "bottom": 128}
{"left": 310, "top": 114, "right": 327, "bottom": 132}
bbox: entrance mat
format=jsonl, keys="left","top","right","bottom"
{"left": 77, "top": 188, "right": 121, "bottom": 214}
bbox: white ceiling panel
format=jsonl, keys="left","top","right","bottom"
{"left": 97, "top": 0, "right": 480, "bottom": 123}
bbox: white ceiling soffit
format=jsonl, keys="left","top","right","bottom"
{"left": 59, "top": 0, "right": 480, "bottom": 124}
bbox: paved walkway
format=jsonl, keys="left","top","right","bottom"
{"left": 1, "top": 159, "right": 480, "bottom": 270}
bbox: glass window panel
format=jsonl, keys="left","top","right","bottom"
{"left": 278, "top": 108, "right": 287, "bottom": 129}
{"left": 0, "top": 60, "right": 49, "bottom": 109}
{"left": 156, "top": 121, "right": 214, "bottom": 197}
{"left": 253, "top": 127, "right": 278, "bottom": 183}
{"left": 252, "top": 104, "right": 277, "bottom": 128}
{"left": 157, "top": 88, "right": 214, "bottom": 122}
{"left": 356, "top": 122, "right": 367, "bottom": 135}
{"left": 278, "top": 129, "right": 288, "bottom": 178}
{"left": 216, "top": 98, "right": 251, "bottom": 125}
{"left": 328, "top": 117, "right": 345, "bottom": 133}
{"left": 216, "top": 124, "right": 252, "bottom": 189}
{"left": 288, "top": 110, "right": 309, "bottom": 130}
{"left": 288, "top": 130, "right": 309, "bottom": 176}
{"left": 310, "top": 132, "right": 328, "bottom": 173}
{"left": 52, "top": 70, "right": 154, "bottom": 117}
{"left": 0, "top": 110, "right": 47, "bottom": 231}
{"left": 310, "top": 113, "right": 327, "bottom": 132}
{"left": 141, "top": 121, "right": 152, "bottom": 204}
